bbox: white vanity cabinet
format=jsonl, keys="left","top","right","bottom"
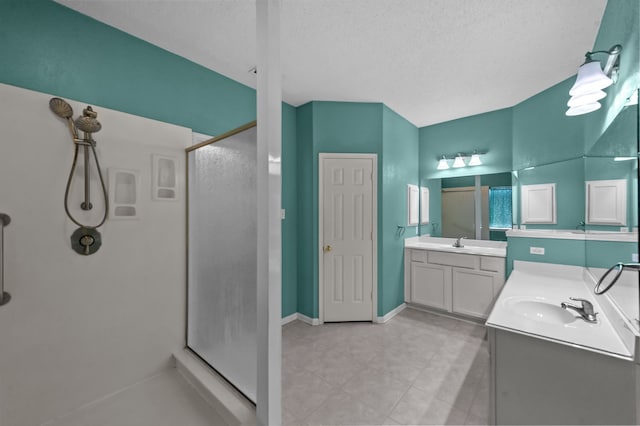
{"left": 405, "top": 248, "right": 505, "bottom": 319}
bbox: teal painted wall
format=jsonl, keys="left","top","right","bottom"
{"left": 282, "top": 104, "right": 298, "bottom": 317}
{"left": 295, "top": 103, "right": 316, "bottom": 318}
{"left": 507, "top": 238, "right": 637, "bottom": 275}
{"left": 295, "top": 102, "right": 418, "bottom": 318}
{"left": 442, "top": 176, "right": 475, "bottom": 189}
{"left": 0, "top": 0, "right": 302, "bottom": 318}
{"left": 506, "top": 237, "right": 585, "bottom": 276}
{"left": 381, "top": 106, "right": 419, "bottom": 316}
{"left": 419, "top": 107, "right": 513, "bottom": 179}
{"left": 586, "top": 241, "right": 638, "bottom": 268}
{"left": 0, "top": 1, "right": 256, "bottom": 136}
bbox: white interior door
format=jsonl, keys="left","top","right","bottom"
{"left": 320, "top": 155, "right": 375, "bottom": 322}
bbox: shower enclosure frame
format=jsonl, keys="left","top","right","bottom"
{"left": 184, "top": 120, "right": 258, "bottom": 405}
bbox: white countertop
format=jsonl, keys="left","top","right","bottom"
{"left": 486, "top": 261, "right": 633, "bottom": 359}
{"left": 404, "top": 236, "right": 507, "bottom": 257}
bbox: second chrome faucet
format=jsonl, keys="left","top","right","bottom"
{"left": 452, "top": 236, "right": 466, "bottom": 248}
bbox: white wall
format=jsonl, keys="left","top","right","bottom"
{"left": 0, "top": 83, "right": 190, "bottom": 426}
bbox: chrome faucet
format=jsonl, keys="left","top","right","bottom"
{"left": 561, "top": 297, "right": 598, "bottom": 323}
{"left": 453, "top": 236, "right": 465, "bottom": 248}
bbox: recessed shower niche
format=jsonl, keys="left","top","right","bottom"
{"left": 152, "top": 154, "right": 178, "bottom": 201}
{"left": 108, "top": 168, "right": 140, "bottom": 219}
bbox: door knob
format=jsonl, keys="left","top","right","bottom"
{"left": 324, "top": 245, "right": 332, "bottom": 253}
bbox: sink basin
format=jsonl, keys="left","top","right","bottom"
{"left": 505, "top": 298, "right": 576, "bottom": 325}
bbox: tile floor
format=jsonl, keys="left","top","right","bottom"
{"left": 282, "top": 307, "right": 490, "bottom": 425}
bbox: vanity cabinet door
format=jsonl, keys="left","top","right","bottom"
{"left": 452, "top": 268, "right": 500, "bottom": 318}
{"left": 410, "top": 262, "right": 451, "bottom": 311}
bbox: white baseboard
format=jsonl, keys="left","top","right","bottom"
{"left": 281, "top": 313, "right": 321, "bottom": 326}
{"left": 281, "top": 313, "right": 298, "bottom": 326}
{"left": 282, "top": 308, "right": 408, "bottom": 326}
{"left": 296, "top": 313, "right": 320, "bottom": 326}
{"left": 374, "top": 303, "right": 407, "bottom": 323}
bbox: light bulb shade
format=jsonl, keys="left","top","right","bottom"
{"left": 567, "top": 90, "right": 606, "bottom": 107}
{"left": 452, "top": 156, "right": 466, "bottom": 168}
{"left": 565, "top": 101, "right": 601, "bottom": 116}
{"left": 468, "top": 154, "right": 482, "bottom": 166}
{"left": 569, "top": 61, "right": 612, "bottom": 96}
{"left": 437, "top": 158, "right": 450, "bottom": 170}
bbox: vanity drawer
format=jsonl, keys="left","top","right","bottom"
{"left": 427, "top": 251, "right": 475, "bottom": 269}
{"left": 480, "top": 256, "right": 504, "bottom": 272}
{"left": 411, "top": 250, "right": 428, "bottom": 263}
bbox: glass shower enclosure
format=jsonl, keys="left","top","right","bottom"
{"left": 186, "top": 122, "right": 257, "bottom": 402}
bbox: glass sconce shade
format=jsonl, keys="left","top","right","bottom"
{"left": 567, "top": 90, "right": 606, "bottom": 107}
{"left": 569, "top": 61, "right": 612, "bottom": 96}
{"left": 452, "top": 155, "right": 466, "bottom": 168}
{"left": 437, "top": 157, "right": 450, "bottom": 170}
{"left": 565, "top": 101, "right": 601, "bottom": 116}
{"left": 468, "top": 153, "right": 482, "bottom": 166}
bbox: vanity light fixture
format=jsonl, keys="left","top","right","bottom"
{"left": 468, "top": 152, "right": 483, "bottom": 166}
{"left": 437, "top": 156, "right": 450, "bottom": 170}
{"left": 452, "top": 154, "right": 466, "bottom": 168}
{"left": 436, "top": 151, "right": 486, "bottom": 170}
{"left": 566, "top": 44, "right": 622, "bottom": 116}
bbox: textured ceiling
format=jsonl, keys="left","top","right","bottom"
{"left": 58, "top": 0, "right": 607, "bottom": 127}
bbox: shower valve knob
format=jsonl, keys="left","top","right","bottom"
{"left": 71, "top": 227, "right": 101, "bottom": 256}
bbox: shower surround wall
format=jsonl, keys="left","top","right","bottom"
{"left": 0, "top": 83, "right": 190, "bottom": 426}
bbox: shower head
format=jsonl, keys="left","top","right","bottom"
{"left": 74, "top": 106, "right": 101, "bottom": 134}
{"left": 49, "top": 97, "right": 74, "bottom": 119}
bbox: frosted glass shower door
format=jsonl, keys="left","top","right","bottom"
{"left": 187, "top": 125, "right": 257, "bottom": 402}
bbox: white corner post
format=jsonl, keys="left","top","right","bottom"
{"left": 256, "top": 0, "right": 282, "bottom": 425}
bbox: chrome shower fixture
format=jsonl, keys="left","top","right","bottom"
{"left": 49, "top": 97, "right": 109, "bottom": 256}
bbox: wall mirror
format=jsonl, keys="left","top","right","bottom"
{"left": 425, "top": 172, "right": 512, "bottom": 240}
{"left": 509, "top": 88, "right": 639, "bottom": 331}
{"left": 585, "top": 93, "right": 639, "bottom": 332}
{"left": 513, "top": 93, "right": 638, "bottom": 240}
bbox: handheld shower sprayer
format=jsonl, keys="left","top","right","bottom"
{"left": 49, "top": 97, "right": 109, "bottom": 255}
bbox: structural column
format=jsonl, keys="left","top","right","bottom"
{"left": 256, "top": 0, "right": 282, "bottom": 425}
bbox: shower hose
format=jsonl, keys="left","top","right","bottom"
{"left": 64, "top": 140, "right": 109, "bottom": 229}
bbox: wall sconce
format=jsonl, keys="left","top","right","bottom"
{"left": 437, "top": 156, "right": 450, "bottom": 170}
{"left": 566, "top": 44, "right": 622, "bottom": 116}
{"left": 436, "top": 151, "right": 485, "bottom": 170}
{"left": 452, "top": 154, "right": 466, "bottom": 168}
{"left": 468, "top": 152, "right": 483, "bottom": 166}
